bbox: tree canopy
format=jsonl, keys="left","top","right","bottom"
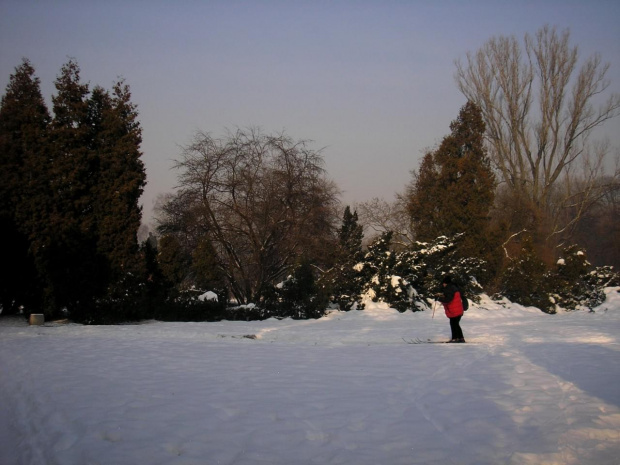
{"left": 406, "top": 101, "right": 497, "bottom": 265}
{"left": 455, "top": 25, "right": 620, "bottom": 250}
{"left": 0, "top": 59, "right": 146, "bottom": 319}
{"left": 157, "top": 128, "right": 339, "bottom": 304}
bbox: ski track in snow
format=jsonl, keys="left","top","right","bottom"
{"left": 1, "top": 289, "right": 620, "bottom": 465}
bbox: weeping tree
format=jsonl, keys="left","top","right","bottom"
{"left": 157, "top": 128, "right": 339, "bottom": 304}
{"left": 455, "top": 25, "right": 620, "bottom": 251}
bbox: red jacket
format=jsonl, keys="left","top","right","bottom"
{"left": 438, "top": 284, "right": 464, "bottom": 318}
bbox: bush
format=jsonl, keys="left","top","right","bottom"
{"left": 352, "top": 233, "right": 485, "bottom": 312}
{"left": 496, "top": 242, "right": 620, "bottom": 313}
{"left": 69, "top": 271, "right": 151, "bottom": 324}
{"left": 550, "top": 246, "right": 619, "bottom": 311}
{"left": 259, "top": 262, "right": 329, "bottom": 319}
{"left": 155, "top": 288, "right": 227, "bottom": 322}
{"left": 497, "top": 236, "right": 554, "bottom": 313}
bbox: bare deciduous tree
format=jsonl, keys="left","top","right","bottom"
{"left": 157, "top": 128, "right": 339, "bottom": 304}
{"left": 455, "top": 25, "right": 620, "bottom": 246}
{"left": 355, "top": 196, "right": 414, "bottom": 249}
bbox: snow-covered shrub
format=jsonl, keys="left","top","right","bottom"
{"left": 321, "top": 262, "right": 366, "bottom": 312}
{"left": 357, "top": 232, "right": 406, "bottom": 310}
{"left": 496, "top": 241, "right": 618, "bottom": 313}
{"left": 402, "top": 235, "right": 485, "bottom": 303}
{"left": 260, "top": 261, "right": 329, "bottom": 319}
{"left": 319, "top": 252, "right": 366, "bottom": 311}
{"left": 550, "top": 246, "right": 619, "bottom": 311}
{"left": 589, "top": 266, "right": 620, "bottom": 288}
{"left": 354, "top": 233, "right": 484, "bottom": 312}
{"left": 156, "top": 287, "right": 227, "bottom": 322}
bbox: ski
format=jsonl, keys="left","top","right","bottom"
{"left": 402, "top": 338, "right": 472, "bottom": 344}
{"left": 402, "top": 337, "right": 449, "bottom": 344}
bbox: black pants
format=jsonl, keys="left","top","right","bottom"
{"left": 449, "top": 315, "right": 464, "bottom": 340}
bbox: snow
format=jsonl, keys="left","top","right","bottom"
{"left": 391, "top": 275, "right": 403, "bottom": 292}
{"left": 2, "top": 289, "right": 620, "bottom": 465}
{"left": 197, "top": 291, "right": 218, "bottom": 302}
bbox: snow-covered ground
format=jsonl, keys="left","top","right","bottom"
{"left": 1, "top": 290, "right": 620, "bottom": 465}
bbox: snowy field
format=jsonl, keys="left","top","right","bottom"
{"left": 1, "top": 289, "right": 620, "bottom": 465}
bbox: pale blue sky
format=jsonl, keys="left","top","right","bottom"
{"left": 2, "top": 0, "right": 619, "bottom": 224}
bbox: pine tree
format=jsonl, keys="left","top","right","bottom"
{"left": 407, "top": 102, "right": 497, "bottom": 274}
{"left": 90, "top": 80, "right": 146, "bottom": 275}
{"left": 338, "top": 206, "right": 364, "bottom": 257}
{"left": 37, "top": 59, "right": 108, "bottom": 315}
{"left": 356, "top": 231, "right": 399, "bottom": 307}
{"left": 68, "top": 80, "right": 148, "bottom": 323}
{"left": 49, "top": 60, "right": 93, "bottom": 227}
{"left": 1, "top": 59, "right": 147, "bottom": 320}
{"left": 407, "top": 151, "right": 441, "bottom": 241}
{"left": 323, "top": 206, "right": 365, "bottom": 310}
{"left": 0, "top": 59, "right": 50, "bottom": 313}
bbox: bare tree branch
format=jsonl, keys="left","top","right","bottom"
{"left": 455, "top": 25, "right": 620, "bottom": 247}
{"left": 156, "top": 128, "right": 339, "bottom": 303}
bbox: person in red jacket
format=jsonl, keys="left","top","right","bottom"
{"left": 437, "top": 275, "right": 465, "bottom": 343}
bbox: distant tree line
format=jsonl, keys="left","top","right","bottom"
{"left": 155, "top": 99, "right": 616, "bottom": 318}
{"left": 2, "top": 25, "right": 618, "bottom": 323}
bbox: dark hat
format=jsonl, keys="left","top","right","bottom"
{"left": 442, "top": 275, "right": 452, "bottom": 284}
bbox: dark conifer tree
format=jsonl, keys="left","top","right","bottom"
{"left": 90, "top": 80, "right": 146, "bottom": 275}
{"left": 191, "top": 236, "right": 225, "bottom": 291}
{"left": 262, "top": 260, "right": 328, "bottom": 319}
{"left": 407, "top": 101, "right": 497, "bottom": 278}
{"left": 49, "top": 59, "right": 93, "bottom": 226}
{"left": 157, "top": 234, "right": 193, "bottom": 288}
{"left": 38, "top": 59, "right": 107, "bottom": 315}
{"left": 1, "top": 59, "right": 147, "bottom": 320}
{"left": 324, "top": 206, "right": 365, "bottom": 310}
{"left": 338, "top": 206, "right": 364, "bottom": 257}
{"left": 407, "top": 151, "right": 440, "bottom": 241}
{"left": 0, "top": 59, "right": 50, "bottom": 313}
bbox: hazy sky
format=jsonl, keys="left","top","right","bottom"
{"left": 2, "top": 0, "right": 619, "bottom": 225}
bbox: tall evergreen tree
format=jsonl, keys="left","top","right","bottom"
{"left": 325, "top": 206, "right": 365, "bottom": 310}
{"left": 49, "top": 59, "right": 93, "bottom": 227}
{"left": 1, "top": 58, "right": 147, "bottom": 320}
{"left": 407, "top": 102, "right": 497, "bottom": 274}
{"left": 0, "top": 59, "right": 50, "bottom": 313}
{"left": 90, "top": 80, "right": 146, "bottom": 274}
{"left": 407, "top": 151, "right": 440, "bottom": 241}
{"left": 338, "top": 206, "right": 364, "bottom": 257}
{"left": 37, "top": 59, "right": 107, "bottom": 315}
